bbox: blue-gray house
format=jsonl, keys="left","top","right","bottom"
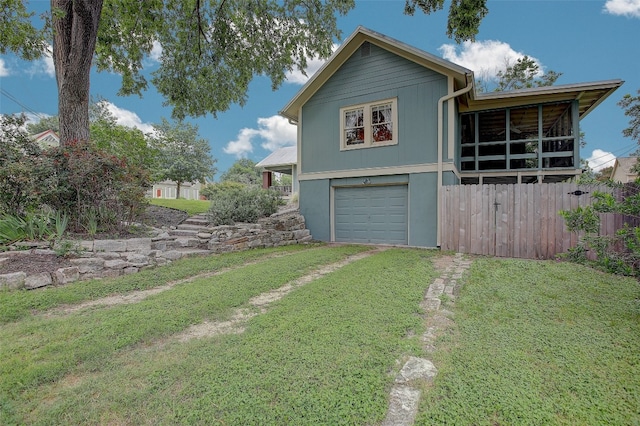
{"left": 279, "top": 27, "right": 622, "bottom": 247}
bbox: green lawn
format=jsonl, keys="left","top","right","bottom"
{"left": 0, "top": 245, "right": 437, "bottom": 424}
{"left": 417, "top": 257, "right": 640, "bottom": 425}
{"left": 1, "top": 248, "right": 638, "bottom": 425}
{"left": 148, "top": 197, "right": 211, "bottom": 215}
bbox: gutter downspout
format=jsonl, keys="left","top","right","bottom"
{"left": 437, "top": 76, "right": 473, "bottom": 247}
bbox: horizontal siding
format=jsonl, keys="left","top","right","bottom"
{"left": 301, "top": 43, "right": 448, "bottom": 174}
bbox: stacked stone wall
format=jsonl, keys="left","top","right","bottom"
{"left": 0, "top": 210, "right": 311, "bottom": 290}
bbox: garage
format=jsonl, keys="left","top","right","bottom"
{"left": 334, "top": 185, "right": 408, "bottom": 245}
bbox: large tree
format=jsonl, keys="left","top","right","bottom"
{"left": 25, "top": 114, "right": 60, "bottom": 134}
{"left": 25, "top": 101, "right": 160, "bottom": 174}
{"left": 153, "top": 118, "right": 216, "bottom": 199}
{"left": 2, "top": 1, "right": 490, "bottom": 146}
{"left": 404, "top": 0, "right": 488, "bottom": 43}
{"left": 619, "top": 89, "right": 640, "bottom": 145}
{"left": 220, "top": 158, "right": 262, "bottom": 186}
{"left": 473, "top": 55, "right": 563, "bottom": 93}
{"left": 494, "top": 56, "right": 561, "bottom": 92}
{"left": 89, "top": 102, "right": 160, "bottom": 176}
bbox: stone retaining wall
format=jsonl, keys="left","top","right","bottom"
{"left": 0, "top": 210, "right": 312, "bottom": 290}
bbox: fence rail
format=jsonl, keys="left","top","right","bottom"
{"left": 440, "top": 183, "right": 631, "bottom": 259}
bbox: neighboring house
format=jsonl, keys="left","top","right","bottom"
{"left": 32, "top": 129, "right": 60, "bottom": 148}
{"left": 256, "top": 146, "right": 298, "bottom": 194}
{"left": 279, "top": 26, "right": 622, "bottom": 247}
{"left": 148, "top": 181, "right": 203, "bottom": 200}
{"left": 610, "top": 157, "right": 638, "bottom": 183}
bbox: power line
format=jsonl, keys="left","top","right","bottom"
{"left": 0, "top": 88, "right": 48, "bottom": 120}
{"left": 584, "top": 141, "right": 637, "bottom": 171}
{"left": 587, "top": 141, "right": 637, "bottom": 164}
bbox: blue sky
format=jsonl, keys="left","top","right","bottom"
{"left": 1, "top": 0, "right": 639, "bottom": 177}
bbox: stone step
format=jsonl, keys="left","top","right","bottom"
{"left": 169, "top": 229, "right": 200, "bottom": 237}
{"left": 176, "top": 223, "right": 209, "bottom": 231}
{"left": 183, "top": 216, "right": 209, "bottom": 226}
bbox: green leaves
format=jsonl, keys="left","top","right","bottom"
{"left": 561, "top": 186, "right": 640, "bottom": 275}
{"left": 405, "top": 0, "right": 488, "bottom": 43}
{"left": 618, "top": 89, "right": 640, "bottom": 144}
{"left": 0, "top": 0, "right": 49, "bottom": 60}
{"left": 495, "top": 55, "right": 562, "bottom": 92}
{"left": 559, "top": 205, "right": 601, "bottom": 234}
{"left": 95, "top": 0, "right": 354, "bottom": 119}
{"left": 220, "top": 158, "right": 262, "bottom": 185}
{"left": 153, "top": 118, "right": 217, "bottom": 197}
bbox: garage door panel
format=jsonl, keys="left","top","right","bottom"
{"left": 334, "top": 185, "right": 408, "bottom": 245}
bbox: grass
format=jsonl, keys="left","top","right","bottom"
{"left": 148, "top": 198, "right": 211, "bottom": 215}
{"left": 2, "top": 249, "right": 638, "bottom": 424}
{"left": 0, "top": 246, "right": 438, "bottom": 424}
{"left": 417, "top": 258, "right": 640, "bottom": 425}
{"left": 0, "top": 245, "right": 314, "bottom": 324}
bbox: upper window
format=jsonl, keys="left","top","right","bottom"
{"left": 340, "top": 98, "right": 398, "bottom": 150}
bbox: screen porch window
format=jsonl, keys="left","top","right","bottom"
{"left": 460, "top": 101, "right": 577, "bottom": 172}
{"left": 341, "top": 98, "right": 398, "bottom": 150}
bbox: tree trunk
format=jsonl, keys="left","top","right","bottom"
{"left": 51, "top": 0, "right": 104, "bottom": 146}
{"left": 176, "top": 181, "right": 182, "bottom": 199}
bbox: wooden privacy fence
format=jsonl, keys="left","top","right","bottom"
{"left": 440, "top": 183, "right": 629, "bottom": 259}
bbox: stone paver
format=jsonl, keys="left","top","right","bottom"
{"left": 382, "top": 252, "right": 472, "bottom": 426}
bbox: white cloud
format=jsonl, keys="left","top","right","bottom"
{"left": 24, "top": 112, "right": 48, "bottom": 126}
{"left": 0, "top": 58, "right": 9, "bottom": 77}
{"left": 27, "top": 45, "right": 55, "bottom": 77}
{"left": 604, "top": 0, "right": 640, "bottom": 17}
{"left": 148, "top": 41, "right": 163, "bottom": 63}
{"left": 223, "top": 128, "right": 256, "bottom": 158}
{"left": 224, "top": 115, "right": 296, "bottom": 158}
{"left": 101, "top": 101, "right": 155, "bottom": 134}
{"left": 285, "top": 44, "right": 339, "bottom": 85}
{"left": 439, "top": 40, "right": 543, "bottom": 80}
{"left": 586, "top": 149, "right": 617, "bottom": 172}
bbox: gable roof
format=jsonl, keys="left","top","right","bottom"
{"left": 31, "top": 129, "right": 60, "bottom": 147}
{"left": 610, "top": 157, "right": 638, "bottom": 183}
{"left": 280, "top": 26, "right": 474, "bottom": 122}
{"left": 256, "top": 146, "right": 297, "bottom": 173}
{"left": 280, "top": 27, "right": 623, "bottom": 123}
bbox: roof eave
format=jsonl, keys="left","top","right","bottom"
{"left": 464, "top": 79, "right": 624, "bottom": 118}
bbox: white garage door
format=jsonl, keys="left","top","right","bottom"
{"left": 334, "top": 185, "right": 408, "bottom": 245}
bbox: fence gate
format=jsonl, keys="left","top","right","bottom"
{"left": 440, "top": 183, "right": 621, "bottom": 259}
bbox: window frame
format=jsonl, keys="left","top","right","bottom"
{"left": 340, "top": 97, "right": 398, "bottom": 151}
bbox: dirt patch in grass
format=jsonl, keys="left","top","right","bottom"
{"left": 44, "top": 251, "right": 299, "bottom": 317}
{"left": 175, "top": 248, "right": 385, "bottom": 341}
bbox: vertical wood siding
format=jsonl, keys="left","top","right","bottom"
{"left": 441, "top": 183, "right": 634, "bottom": 259}
{"left": 301, "top": 43, "right": 448, "bottom": 174}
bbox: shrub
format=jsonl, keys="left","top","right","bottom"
{"left": 207, "top": 186, "right": 282, "bottom": 225}
{"left": 0, "top": 115, "right": 56, "bottom": 215}
{"left": 560, "top": 183, "right": 640, "bottom": 276}
{"left": 200, "top": 181, "right": 246, "bottom": 200}
{"left": 1, "top": 114, "right": 151, "bottom": 237}
{"left": 42, "top": 140, "right": 150, "bottom": 234}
